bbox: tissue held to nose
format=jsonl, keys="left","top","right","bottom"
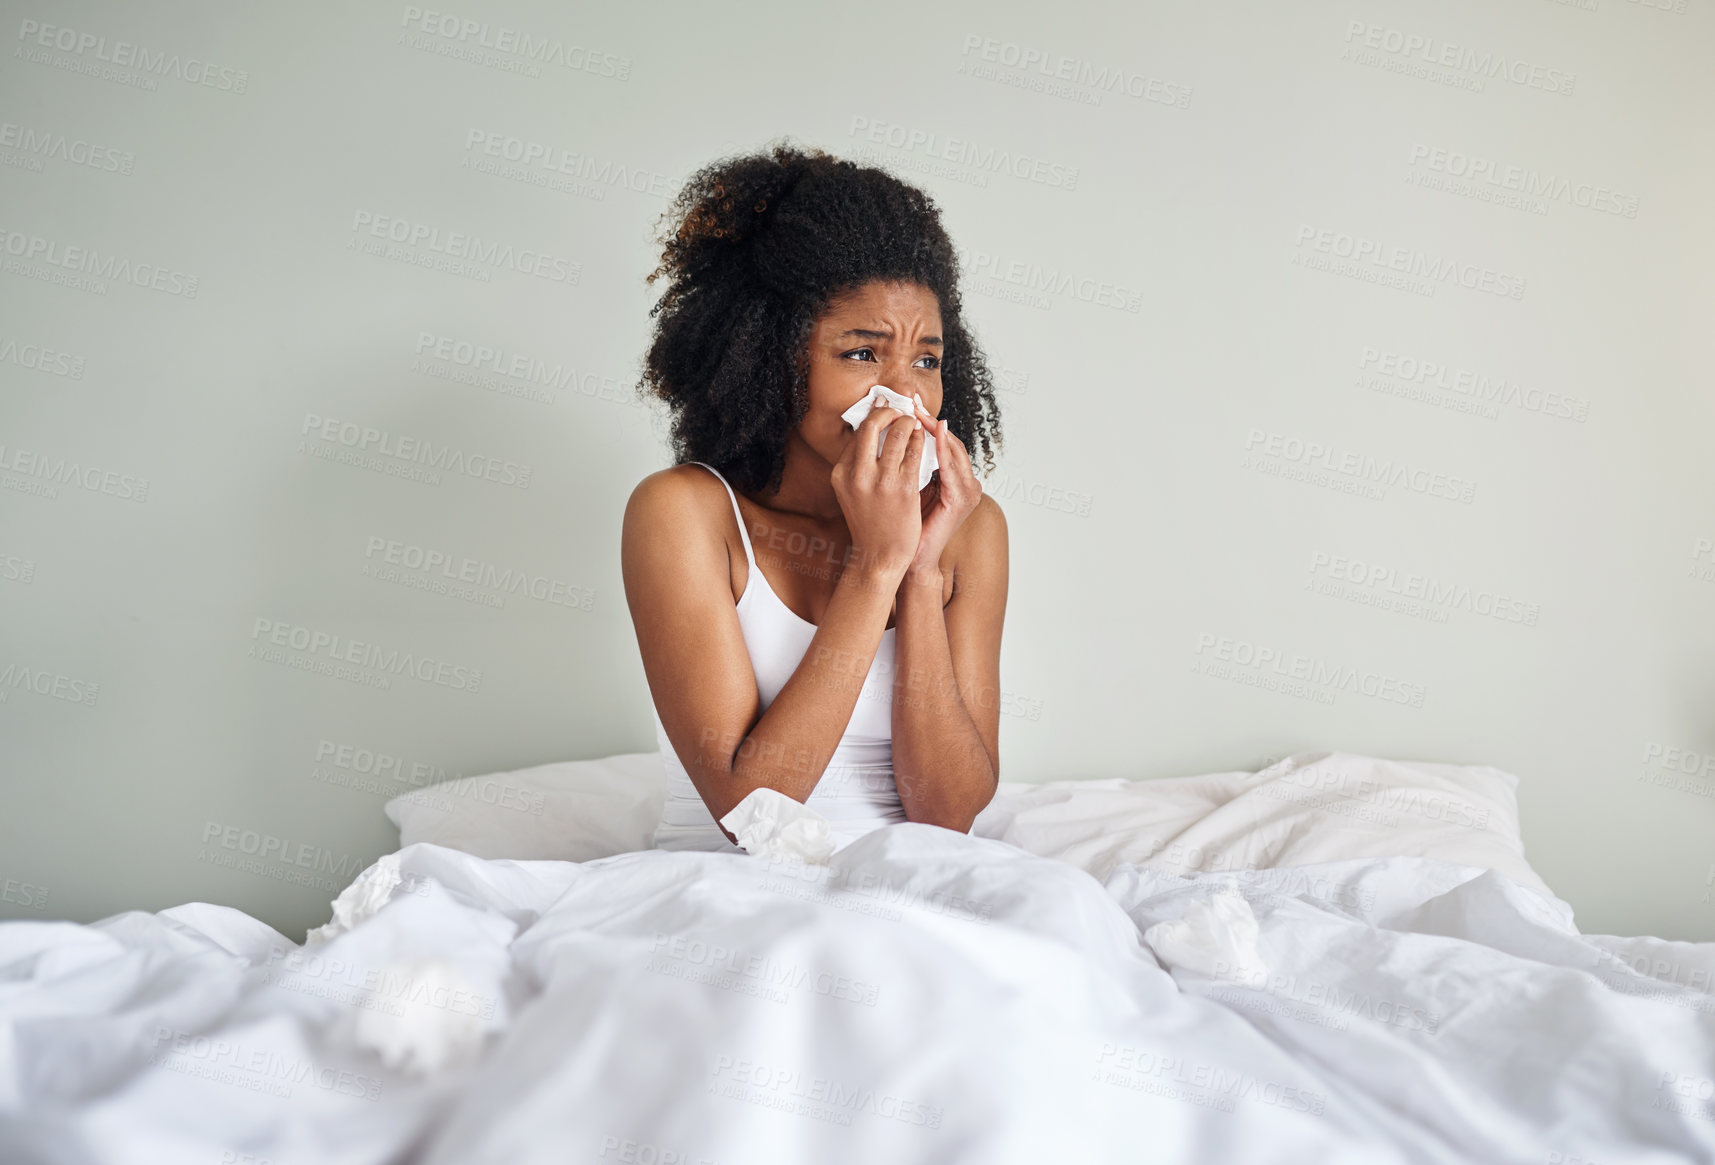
{"left": 840, "top": 384, "right": 939, "bottom": 491}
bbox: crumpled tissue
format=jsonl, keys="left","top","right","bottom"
{"left": 1142, "top": 885, "right": 1270, "bottom": 983}
{"left": 305, "top": 854, "right": 514, "bottom": 1077}
{"left": 306, "top": 851, "right": 409, "bottom": 945}
{"left": 720, "top": 786, "right": 836, "bottom": 864}
{"left": 342, "top": 954, "right": 500, "bottom": 1078}
{"left": 840, "top": 384, "right": 939, "bottom": 491}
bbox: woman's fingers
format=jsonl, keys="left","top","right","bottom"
{"left": 850, "top": 402, "right": 903, "bottom": 475}
{"left": 902, "top": 424, "right": 927, "bottom": 482}
{"left": 923, "top": 418, "right": 962, "bottom": 475}
{"left": 936, "top": 427, "right": 981, "bottom": 510}
{"left": 850, "top": 402, "right": 938, "bottom": 488}
{"left": 877, "top": 409, "right": 922, "bottom": 474}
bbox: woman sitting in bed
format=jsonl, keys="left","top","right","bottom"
{"left": 622, "top": 141, "right": 1009, "bottom": 852}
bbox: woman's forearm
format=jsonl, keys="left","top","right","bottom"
{"left": 710, "top": 558, "right": 901, "bottom": 820}
{"left": 890, "top": 565, "right": 997, "bottom": 832}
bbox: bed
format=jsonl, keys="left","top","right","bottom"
{"left": 3, "top": 750, "right": 1711, "bottom": 1164}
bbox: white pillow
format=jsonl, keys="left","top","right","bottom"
{"left": 384, "top": 751, "right": 666, "bottom": 861}
{"left": 384, "top": 748, "right": 1557, "bottom": 908}
{"left": 973, "top": 750, "right": 1558, "bottom": 902}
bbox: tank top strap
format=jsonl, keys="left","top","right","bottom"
{"left": 688, "top": 461, "right": 757, "bottom": 571}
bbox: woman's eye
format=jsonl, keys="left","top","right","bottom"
{"left": 915, "top": 355, "right": 941, "bottom": 370}
{"left": 842, "top": 348, "right": 876, "bottom": 362}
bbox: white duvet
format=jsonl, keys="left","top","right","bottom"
{"left": 4, "top": 825, "right": 1714, "bottom": 1164}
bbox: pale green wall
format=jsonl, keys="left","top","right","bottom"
{"left": 2, "top": 0, "right": 1710, "bottom": 941}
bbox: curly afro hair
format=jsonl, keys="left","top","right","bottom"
{"left": 638, "top": 139, "right": 1003, "bottom": 496}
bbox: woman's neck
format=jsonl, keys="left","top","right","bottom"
{"left": 748, "top": 432, "right": 846, "bottom": 525}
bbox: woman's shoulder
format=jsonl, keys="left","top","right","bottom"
{"left": 950, "top": 492, "right": 1008, "bottom": 561}
{"left": 622, "top": 464, "right": 743, "bottom": 609}
{"left": 938, "top": 491, "right": 1007, "bottom": 604}
{"left": 626, "top": 463, "right": 723, "bottom": 518}
{"left": 965, "top": 491, "right": 1006, "bottom": 534}
{"left": 622, "top": 464, "right": 732, "bottom": 556}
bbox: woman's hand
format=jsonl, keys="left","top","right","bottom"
{"left": 830, "top": 402, "right": 927, "bottom": 584}
{"left": 909, "top": 394, "right": 982, "bottom": 576}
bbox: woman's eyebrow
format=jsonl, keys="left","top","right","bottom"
{"left": 837, "top": 328, "right": 943, "bottom": 346}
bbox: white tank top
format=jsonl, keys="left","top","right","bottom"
{"left": 651, "top": 461, "right": 906, "bottom": 851}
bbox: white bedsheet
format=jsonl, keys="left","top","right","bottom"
{"left": 3, "top": 828, "right": 1712, "bottom": 1164}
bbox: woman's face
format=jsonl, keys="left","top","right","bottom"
{"left": 798, "top": 279, "right": 944, "bottom": 473}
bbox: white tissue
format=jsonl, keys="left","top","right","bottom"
{"left": 840, "top": 384, "right": 939, "bottom": 491}
{"left": 343, "top": 954, "right": 501, "bottom": 1077}
{"left": 719, "top": 787, "right": 836, "bottom": 864}
{"left": 1142, "top": 886, "right": 1270, "bottom": 983}
{"left": 306, "top": 852, "right": 406, "bottom": 945}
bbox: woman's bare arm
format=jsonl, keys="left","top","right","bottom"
{"left": 890, "top": 494, "right": 1008, "bottom": 832}
{"left": 621, "top": 466, "right": 901, "bottom": 835}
